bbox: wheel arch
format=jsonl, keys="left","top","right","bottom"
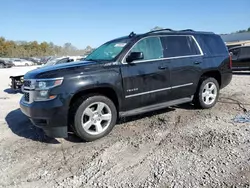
{"left": 200, "top": 70, "right": 221, "bottom": 87}
{"left": 69, "top": 85, "right": 121, "bottom": 112}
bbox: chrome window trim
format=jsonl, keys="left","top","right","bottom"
{"left": 121, "top": 35, "right": 204, "bottom": 64}
{"left": 125, "top": 83, "right": 193, "bottom": 98}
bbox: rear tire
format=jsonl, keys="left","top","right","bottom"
{"left": 193, "top": 77, "right": 219, "bottom": 109}
{"left": 73, "top": 95, "right": 117, "bottom": 142}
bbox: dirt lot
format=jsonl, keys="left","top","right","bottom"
{"left": 0, "top": 67, "right": 250, "bottom": 188}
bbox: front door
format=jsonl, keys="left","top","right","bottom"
{"left": 120, "top": 36, "right": 171, "bottom": 111}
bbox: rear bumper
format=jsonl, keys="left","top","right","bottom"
{"left": 20, "top": 97, "right": 68, "bottom": 138}
{"left": 221, "top": 71, "right": 232, "bottom": 89}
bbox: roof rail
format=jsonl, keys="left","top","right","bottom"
{"left": 179, "top": 29, "right": 195, "bottom": 32}
{"left": 146, "top": 28, "right": 175, "bottom": 34}
{"left": 145, "top": 28, "right": 197, "bottom": 35}
{"left": 129, "top": 32, "right": 136, "bottom": 38}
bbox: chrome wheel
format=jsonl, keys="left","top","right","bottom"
{"left": 202, "top": 82, "right": 217, "bottom": 105}
{"left": 81, "top": 102, "right": 112, "bottom": 135}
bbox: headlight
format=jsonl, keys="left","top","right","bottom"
{"left": 38, "top": 81, "right": 46, "bottom": 89}
{"left": 33, "top": 78, "right": 63, "bottom": 101}
{"left": 36, "top": 79, "right": 63, "bottom": 90}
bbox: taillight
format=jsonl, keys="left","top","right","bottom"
{"left": 229, "top": 54, "right": 232, "bottom": 69}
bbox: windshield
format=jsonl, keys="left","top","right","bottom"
{"left": 85, "top": 38, "right": 130, "bottom": 61}
{"left": 43, "top": 57, "right": 62, "bottom": 67}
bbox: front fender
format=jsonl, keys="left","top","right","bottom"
{"left": 57, "top": 69, "right": 124, "bottom": 109}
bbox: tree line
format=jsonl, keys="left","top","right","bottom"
{"left": 234, "top": 27, "right": 250, "bottom": 33}
{"left": 0, "top": 37, "right": 94, "bottom": 58}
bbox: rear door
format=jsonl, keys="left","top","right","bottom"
{"left": 160, "top": 35, "right": 203, "bottom": 100}
{"left": 120, "top": 36, "right": 171, "bottom": 111}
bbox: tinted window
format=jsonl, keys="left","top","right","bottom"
{"left": 130, "top": 37, "right": 163, "bottom": 61}
{"left": 57, "top": 58, "right": 69, "bottom": 64}
{"left": 196, "top": 34, "right": 228, "bottom": 56}
{"left": 161, "top": 36, "right": 200, "bottom": 58}
{"left": 239, "top": 47, "right": 250, "bottom": 59}
{"left": 229, "top": 48, "right": 240, "bottom": 60}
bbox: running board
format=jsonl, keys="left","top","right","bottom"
{"left": 119, "top": 96, "right": 193, "bottom": 117}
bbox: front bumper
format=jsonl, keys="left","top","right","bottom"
{"left": 20, "top": 97, "right": 68, "bottom": 138}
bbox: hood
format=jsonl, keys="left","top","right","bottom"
{"left": 24, "top": 60, "right": 99, "bottom": 79}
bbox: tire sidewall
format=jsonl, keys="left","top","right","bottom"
{"left": 74, "top": 95, "right": 117, "bottom": 141}
{"left": 198, "top": 77, "right": 219, "bottom": 109}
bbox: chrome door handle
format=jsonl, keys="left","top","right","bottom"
{"left": 158, "top": 66, "right": 167, "bottom": 70}
{"left": 193, "top": 61, "right": 201, "bottom": 65}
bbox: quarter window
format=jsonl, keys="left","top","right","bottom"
{"left": 161, "top": 36, "right": 201, "bottom": 58}
{"left": 130, "top": 37, "right": 163, "bottom": 61}
{"left": 197, "top": 34, "right": 228, "bottom": 55}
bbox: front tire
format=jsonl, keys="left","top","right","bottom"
{"left": 73, "top": 95, "right": 117, "bottom": 141}
{"left": 193, "top": 77, "right": 219, "bottom": 109}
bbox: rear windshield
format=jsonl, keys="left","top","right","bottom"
{"left": 195, "top": 34, "right": 228, "bottom": 56}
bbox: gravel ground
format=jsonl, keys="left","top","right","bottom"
{"left": 0, "top": 67, "right": 250, "bottom": 188}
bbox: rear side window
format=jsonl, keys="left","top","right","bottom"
{"left": 130, "top": 37, "right": 163, "bottom": 61}
{"left": 160, "top": 36, "right": 201, "bottom": 58}
{"left": 196, "top": 34, "right": 228, "bottom": 56}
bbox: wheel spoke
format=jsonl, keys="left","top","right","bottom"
{"left": 202, "top": 92, "right": 207, "bottom": 98}
{"left": 209, "top": 93, "right": 216, "bottom": 99}
{"left": 101, "top": 113, "right": 111, "bottom": 121}
{"left": 205, "top": 96, "right": 210, "bottom": 103}
{"left": 204, "top": 84, "right": 209, "bottom": 91}
{"left": 209, "top": 84, "right": 216, "bottom": 91}
{"left": 95, "top": 122, "right": 103, "bottom": 133}
{"left": 96, "top": 103, "right": 105, "bottom": 114}
{"left": 83, "top": 120, "right": 93, "bottom": 130}
{"left": 85, "top": 107, "right": 94, "bottom": 117}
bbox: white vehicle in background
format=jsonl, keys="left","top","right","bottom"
{"left": 11, "top": 59, "right": 34, "bottom": 66}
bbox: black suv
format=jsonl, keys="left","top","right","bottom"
{"left": 229, "top": 46, "right": 250, "bottom": 70}
{"left": 20, "top": 29, "right": 232, "bottom": 141}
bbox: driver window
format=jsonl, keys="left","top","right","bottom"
{"left": 130, "top": 37, "right": 163, "bottom": 61}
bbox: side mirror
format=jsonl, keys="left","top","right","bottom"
{"left": 126, "top": 52, "right": 144, "bottom": 63}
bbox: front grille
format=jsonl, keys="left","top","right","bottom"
{"left": 24, "top": 92, "right": 30, "bottom": 102}
{"left": 24, "top": 80, "right": 31, "bottom": 87}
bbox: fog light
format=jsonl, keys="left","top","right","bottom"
{"left": 40, "top": 90, "right": 48, "bottom": 97}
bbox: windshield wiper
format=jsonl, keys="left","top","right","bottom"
{"left": 85, "top": 58, "right": 97, "bottom": 62}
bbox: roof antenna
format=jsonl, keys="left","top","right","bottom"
{"left": 129, "top": 31, "right": 136, "bottom": 38}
